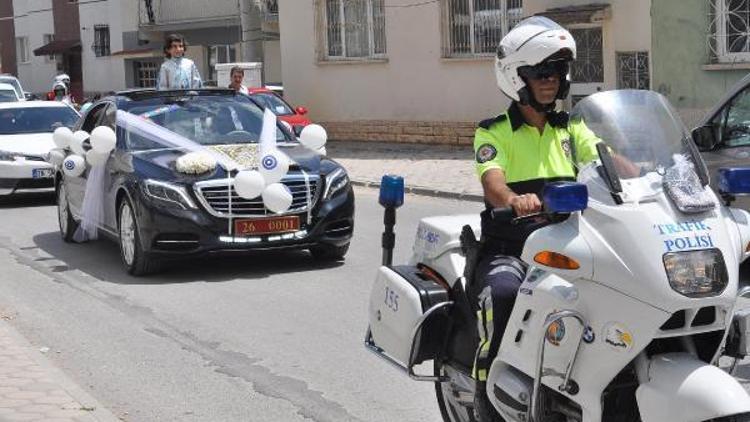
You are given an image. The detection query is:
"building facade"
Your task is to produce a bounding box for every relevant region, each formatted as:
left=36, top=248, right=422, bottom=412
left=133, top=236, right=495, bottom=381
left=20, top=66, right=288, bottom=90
left=0, top=0, right=281, bottom=98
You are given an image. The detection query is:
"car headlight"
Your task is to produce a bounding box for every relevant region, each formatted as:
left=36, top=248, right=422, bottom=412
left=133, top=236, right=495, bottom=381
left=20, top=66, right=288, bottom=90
left=142, top=179, right=197, bottom=209
left=322, top=168, right=349, bottom=200
left=0, top=150, right=18, bottom=161
left=663, top=249, right=728, bottom=298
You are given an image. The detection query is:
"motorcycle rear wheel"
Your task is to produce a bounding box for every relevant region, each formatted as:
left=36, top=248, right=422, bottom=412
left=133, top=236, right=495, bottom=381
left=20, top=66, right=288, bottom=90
left=435, top=360, right=505, bottom=422
left=706, top=414, right=750, bottom=421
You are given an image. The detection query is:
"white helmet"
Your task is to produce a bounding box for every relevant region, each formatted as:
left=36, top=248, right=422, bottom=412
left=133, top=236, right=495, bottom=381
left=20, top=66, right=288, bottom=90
left=54, top=73, right=71, bottom=87
left=494, top=16, right=576, bottom=106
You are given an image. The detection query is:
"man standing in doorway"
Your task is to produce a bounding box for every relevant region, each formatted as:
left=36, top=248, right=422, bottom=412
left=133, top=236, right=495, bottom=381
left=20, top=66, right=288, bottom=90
left=157, top=33, right=203, bottom=90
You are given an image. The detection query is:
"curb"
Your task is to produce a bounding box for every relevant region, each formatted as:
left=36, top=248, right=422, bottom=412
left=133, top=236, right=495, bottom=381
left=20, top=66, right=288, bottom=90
left=350, top=179, right=484, bottom=202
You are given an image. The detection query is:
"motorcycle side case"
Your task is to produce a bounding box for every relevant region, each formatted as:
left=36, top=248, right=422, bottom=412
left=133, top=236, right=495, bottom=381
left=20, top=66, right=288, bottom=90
left=368, top=265, right=450, bottom=367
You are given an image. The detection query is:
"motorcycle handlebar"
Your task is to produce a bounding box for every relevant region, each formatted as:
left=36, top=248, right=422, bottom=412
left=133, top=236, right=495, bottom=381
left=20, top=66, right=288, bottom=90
left=490, top=207, right=516, bottom=222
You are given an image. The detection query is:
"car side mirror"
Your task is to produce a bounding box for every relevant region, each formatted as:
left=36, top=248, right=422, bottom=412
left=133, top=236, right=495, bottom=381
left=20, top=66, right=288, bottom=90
left=24, top=93, right=34, bottom=100
left=692, top=125, right=717, bottom=151
left=295, top=106, right=308, bottom=115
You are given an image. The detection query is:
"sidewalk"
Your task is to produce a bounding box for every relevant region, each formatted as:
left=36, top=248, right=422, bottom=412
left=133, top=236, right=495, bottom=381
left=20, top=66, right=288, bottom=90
left=326, top=140, right=483, bottom=201
left=0, top=318, right=118, bottom=422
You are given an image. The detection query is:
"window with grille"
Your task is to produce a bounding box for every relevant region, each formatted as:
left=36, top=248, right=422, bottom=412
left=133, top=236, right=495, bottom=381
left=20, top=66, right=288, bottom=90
left=93, top=25, right=110, bottom=57
left=43, top=34, right=55, bottom=61
left=617, top=51, right=649, bottom=89
left=570, top=27, right=603, bottom=83
left=208, top=45, right=237, bottom=82
left=15, top=37, right=29, bottom=64
left=441, top=0, right=522, bottom=57
left=710, top=0, right=750, bottom=62
left=135, top=61, right=158, bottom=88
left=320, top=0, right=386, bottom=60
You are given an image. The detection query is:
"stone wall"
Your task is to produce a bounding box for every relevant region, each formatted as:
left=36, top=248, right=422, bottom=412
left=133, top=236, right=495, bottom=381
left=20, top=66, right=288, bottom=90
left=318, top=121, right=478, bottom=146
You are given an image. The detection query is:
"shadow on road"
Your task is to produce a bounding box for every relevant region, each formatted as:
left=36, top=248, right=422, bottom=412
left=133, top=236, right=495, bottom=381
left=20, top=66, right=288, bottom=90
left=32, top=231, right=344, bottom=286
left=0, top=191, right=55, bottom=208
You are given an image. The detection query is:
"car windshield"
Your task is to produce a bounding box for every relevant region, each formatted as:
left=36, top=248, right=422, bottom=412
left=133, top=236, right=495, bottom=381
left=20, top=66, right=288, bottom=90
left=120, top=95, right=292, bottom=151
left=0, top=90, right=18, bottom=102
left=250, top=92, right=294, bottom=116
left=0, top=106, right=79, bottom=134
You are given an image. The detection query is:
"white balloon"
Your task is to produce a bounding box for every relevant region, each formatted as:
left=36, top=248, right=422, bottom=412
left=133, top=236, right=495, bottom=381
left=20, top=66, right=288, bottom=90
left=258, top=149, right=290, bottom=185
left=262, top=183, right=293, bottom=214
left=70, top=130, right=89, bottom=155
left=299, top=124, right=327, bottom=151
left=53, top=127, right=72, bottom=149
left=86, top=149, right=109, bottom=167
left=90, top=126, right=116, bottom=154
left=62, top=155, right=85, bottom=177
left=48, top=149, right=65, bottom=166
left=234, top=170, right=265, bottom=199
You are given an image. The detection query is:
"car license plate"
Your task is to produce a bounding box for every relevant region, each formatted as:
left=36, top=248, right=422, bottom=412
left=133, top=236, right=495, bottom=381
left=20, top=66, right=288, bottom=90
left=32, top=168, right=53, bottom=179
left=234, top=216, right=300, bottom=236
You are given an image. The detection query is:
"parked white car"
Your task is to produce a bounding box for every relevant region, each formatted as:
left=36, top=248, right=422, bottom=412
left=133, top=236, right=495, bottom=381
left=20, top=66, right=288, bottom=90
left=0, top=75, right=27, bottom=100
left=0, top=101, right=79, bottom=196
left=0, top=83, right=21, bottom=102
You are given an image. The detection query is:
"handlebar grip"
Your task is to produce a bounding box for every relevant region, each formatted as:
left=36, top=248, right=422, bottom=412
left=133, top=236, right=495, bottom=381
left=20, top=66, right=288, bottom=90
left=490, top=207, right=515, bottom=222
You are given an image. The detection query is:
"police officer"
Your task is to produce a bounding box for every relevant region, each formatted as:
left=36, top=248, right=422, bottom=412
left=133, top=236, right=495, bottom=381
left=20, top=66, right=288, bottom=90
left=470, top=16, right=602, bottom=419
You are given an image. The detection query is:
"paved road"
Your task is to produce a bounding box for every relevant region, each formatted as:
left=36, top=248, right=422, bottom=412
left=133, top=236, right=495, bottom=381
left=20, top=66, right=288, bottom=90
left=0, top=188, right=483, bottom=422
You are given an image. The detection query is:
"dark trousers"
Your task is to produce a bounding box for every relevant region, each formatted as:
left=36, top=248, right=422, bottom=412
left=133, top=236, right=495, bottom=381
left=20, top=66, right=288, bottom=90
left=472, top=253, right=527, bottom=381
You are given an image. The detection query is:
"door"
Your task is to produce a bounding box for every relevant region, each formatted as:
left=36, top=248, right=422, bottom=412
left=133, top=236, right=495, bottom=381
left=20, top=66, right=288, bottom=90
left=701, top=84, right=750, bottom=210
left=568, top=25, right=604, bottom=107
left=66, top=103, right=108, bottom=218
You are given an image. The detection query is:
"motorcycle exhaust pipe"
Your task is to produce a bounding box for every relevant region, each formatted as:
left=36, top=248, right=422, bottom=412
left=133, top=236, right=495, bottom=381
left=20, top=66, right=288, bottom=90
left=379, top=175, right=404, bottom=267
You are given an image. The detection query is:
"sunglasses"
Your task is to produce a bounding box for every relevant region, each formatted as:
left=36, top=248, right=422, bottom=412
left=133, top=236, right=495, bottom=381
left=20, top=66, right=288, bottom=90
left=518, top=60, right=570, bottom=80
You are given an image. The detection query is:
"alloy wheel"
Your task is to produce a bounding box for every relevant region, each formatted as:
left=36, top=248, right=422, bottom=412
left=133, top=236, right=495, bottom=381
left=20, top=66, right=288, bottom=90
left=119, top=203, right=136, bottom=266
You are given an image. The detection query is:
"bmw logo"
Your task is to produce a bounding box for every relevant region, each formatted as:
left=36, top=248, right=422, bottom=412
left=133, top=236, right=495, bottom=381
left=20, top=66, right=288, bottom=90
left=64, top=160, right=75, bottom=170
left=262, top=155, right=277, bottom=170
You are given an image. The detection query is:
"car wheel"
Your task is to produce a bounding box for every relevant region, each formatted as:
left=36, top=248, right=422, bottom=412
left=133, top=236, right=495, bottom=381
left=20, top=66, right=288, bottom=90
left=310, top=242, right=350, bottom=261
left=118, top=197, right=160, bottom=276
left=57, top=183, right=78, bottom=243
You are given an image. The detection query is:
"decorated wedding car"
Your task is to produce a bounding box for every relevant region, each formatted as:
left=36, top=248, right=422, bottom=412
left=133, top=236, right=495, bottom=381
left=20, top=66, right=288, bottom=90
left=51, top=89, right=354, bottom=275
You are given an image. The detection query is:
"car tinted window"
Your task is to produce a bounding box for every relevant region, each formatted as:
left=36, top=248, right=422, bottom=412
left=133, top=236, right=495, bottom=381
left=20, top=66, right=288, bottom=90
left=723, top=88, right=750, bottom=147
left=0, top=106, right=78, bottom=134
left=250, top=93, right=293, bottom=116
left=121, top=96, right=291, bottom=150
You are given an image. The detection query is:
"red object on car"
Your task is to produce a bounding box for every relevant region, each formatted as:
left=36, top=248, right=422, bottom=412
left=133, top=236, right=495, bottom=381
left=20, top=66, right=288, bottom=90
left=247, top=87, right=311, bottom=135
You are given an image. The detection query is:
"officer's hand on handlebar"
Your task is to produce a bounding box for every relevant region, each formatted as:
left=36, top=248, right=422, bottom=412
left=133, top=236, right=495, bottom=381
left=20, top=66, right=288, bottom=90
left=509, top=193, right=542, bottom=217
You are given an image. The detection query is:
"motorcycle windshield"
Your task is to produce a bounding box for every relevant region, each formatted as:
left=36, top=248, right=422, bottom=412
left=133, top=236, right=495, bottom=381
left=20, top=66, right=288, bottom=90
left=570, top=90, right=704, bottom=200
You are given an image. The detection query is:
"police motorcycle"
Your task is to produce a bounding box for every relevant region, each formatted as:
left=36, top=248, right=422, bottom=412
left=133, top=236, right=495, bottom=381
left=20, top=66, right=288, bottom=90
left=364, top=89, right=750, bottom=422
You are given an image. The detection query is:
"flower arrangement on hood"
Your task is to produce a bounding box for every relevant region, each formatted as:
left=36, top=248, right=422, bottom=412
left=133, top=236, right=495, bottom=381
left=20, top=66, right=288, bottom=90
left=175, top=152, right=218, bottom=175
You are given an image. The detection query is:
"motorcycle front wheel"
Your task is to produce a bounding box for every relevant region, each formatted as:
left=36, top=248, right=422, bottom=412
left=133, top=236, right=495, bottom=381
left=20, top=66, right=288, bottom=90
left=706, top=415, right=750, bottom=421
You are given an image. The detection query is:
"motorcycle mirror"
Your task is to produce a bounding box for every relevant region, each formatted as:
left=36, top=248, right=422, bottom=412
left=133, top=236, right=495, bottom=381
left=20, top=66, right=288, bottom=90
left=543, top=182, right=588, bottom=213
left=718, top=167, right=750, bottom=196
left=692, top=125, right=717, bottom=151
left=379, top=175, right=404, bottom=208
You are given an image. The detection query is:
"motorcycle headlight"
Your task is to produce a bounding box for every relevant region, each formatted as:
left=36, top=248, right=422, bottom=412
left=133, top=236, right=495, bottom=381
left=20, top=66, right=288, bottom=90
left=663, top=249, right=728, bottom=298
left=323, top=168, right=349, bottom=200
left=142, top=179, right=197, bottom=209
left=0, top=150, right=18, bottom=161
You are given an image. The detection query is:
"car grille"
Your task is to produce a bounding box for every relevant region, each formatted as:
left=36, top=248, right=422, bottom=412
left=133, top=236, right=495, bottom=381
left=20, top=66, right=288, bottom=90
left=193, top=173, right=321, bottom=218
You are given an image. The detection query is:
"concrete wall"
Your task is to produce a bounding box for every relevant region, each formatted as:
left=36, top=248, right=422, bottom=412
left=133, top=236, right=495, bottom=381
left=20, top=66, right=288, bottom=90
left=651, top=0, right=748, bottom=128
left=79, top=0, right=129, bottom=94
left=278, top=0, right=506, bottom=127
left=263, top=39, right=282, bottom=84
left=12, top=0, right=55, bottom=95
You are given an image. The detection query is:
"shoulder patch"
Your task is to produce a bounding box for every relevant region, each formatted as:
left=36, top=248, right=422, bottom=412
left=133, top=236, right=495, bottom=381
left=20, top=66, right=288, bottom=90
left=475, top=144, right=498, bottom=163
left=478, top=114, right=507, bottom=130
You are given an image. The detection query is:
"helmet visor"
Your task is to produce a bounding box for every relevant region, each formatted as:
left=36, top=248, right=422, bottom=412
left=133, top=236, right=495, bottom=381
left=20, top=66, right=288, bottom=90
left=517, top=59, right=569, bottom=80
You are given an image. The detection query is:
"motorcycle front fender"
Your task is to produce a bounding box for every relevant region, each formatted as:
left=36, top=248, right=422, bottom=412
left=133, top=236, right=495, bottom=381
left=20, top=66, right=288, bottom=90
left=636, top=353, right=750, bottom=422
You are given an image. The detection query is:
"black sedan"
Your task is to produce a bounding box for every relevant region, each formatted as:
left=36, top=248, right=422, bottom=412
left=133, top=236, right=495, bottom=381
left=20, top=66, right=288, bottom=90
left=55, top=89, right=354, bottom=275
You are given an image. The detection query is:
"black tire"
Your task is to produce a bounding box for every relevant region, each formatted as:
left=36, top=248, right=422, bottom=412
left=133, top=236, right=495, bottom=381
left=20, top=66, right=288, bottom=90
left=118, top=197, right=160, bottom=276
left=310, top=242, right=350, bottom=261
left=435, top=359, right=503, bottom=422
left=57, top=182, right=78, bottom=243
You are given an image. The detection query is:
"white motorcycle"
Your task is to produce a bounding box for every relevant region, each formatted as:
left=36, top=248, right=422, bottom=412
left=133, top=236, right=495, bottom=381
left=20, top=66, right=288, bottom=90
left=365, top=90, right=750, bottom=422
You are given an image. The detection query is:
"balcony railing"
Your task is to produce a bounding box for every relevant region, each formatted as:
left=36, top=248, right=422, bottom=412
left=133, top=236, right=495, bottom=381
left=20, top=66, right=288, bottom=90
left=139, top=0, right=240, bottom=27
